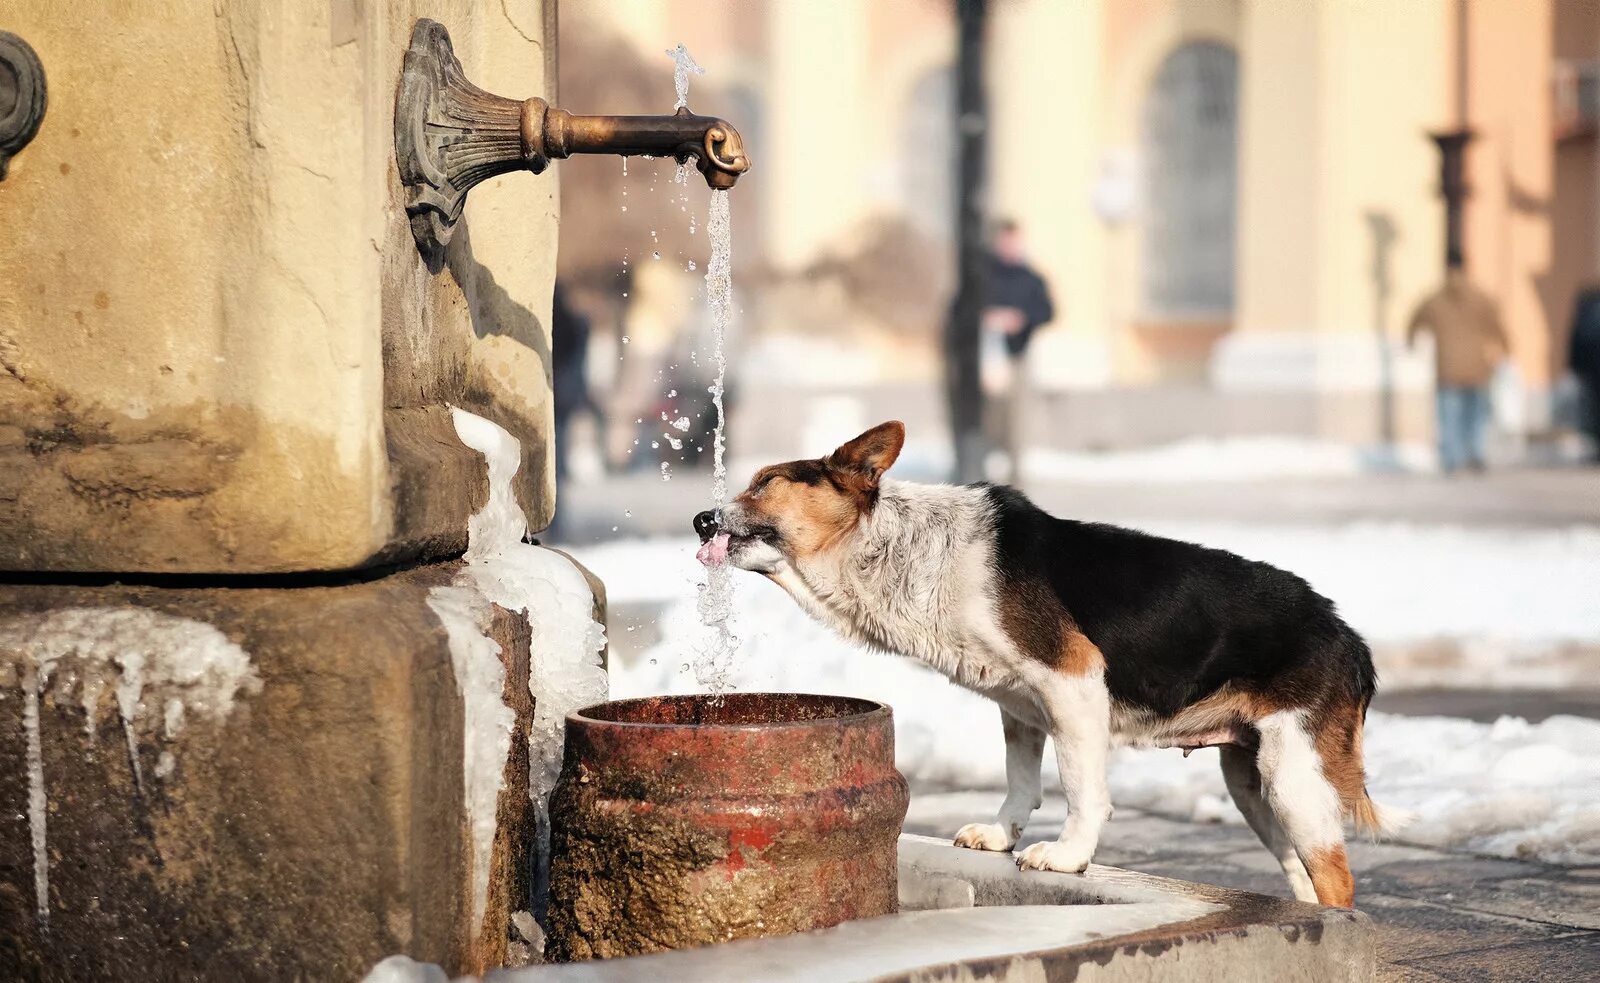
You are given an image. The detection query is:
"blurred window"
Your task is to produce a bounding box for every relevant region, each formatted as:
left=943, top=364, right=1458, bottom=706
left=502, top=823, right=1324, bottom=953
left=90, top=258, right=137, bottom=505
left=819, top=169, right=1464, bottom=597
left=900, top=65, right=957, bottom=241
left=1140, top=41, right=1238, bottom=319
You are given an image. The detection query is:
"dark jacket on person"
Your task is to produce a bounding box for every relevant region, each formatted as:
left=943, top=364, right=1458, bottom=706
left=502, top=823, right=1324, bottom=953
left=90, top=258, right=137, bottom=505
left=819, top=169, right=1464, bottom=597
left=1570, top=285, right=1600, bottom=384
left=987, top=254, right=1055, bottom=357
left=551, top=284, right=592, bottom=421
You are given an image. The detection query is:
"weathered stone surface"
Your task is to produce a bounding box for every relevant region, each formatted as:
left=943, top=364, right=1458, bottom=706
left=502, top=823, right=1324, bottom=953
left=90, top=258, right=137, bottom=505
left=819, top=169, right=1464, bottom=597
left=0, top=565, right=548, bottom=981
left=0, top=1, right=560, bottom=574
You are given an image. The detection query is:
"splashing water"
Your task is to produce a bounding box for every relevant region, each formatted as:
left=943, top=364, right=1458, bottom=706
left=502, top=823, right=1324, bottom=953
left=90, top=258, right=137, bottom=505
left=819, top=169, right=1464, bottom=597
left=666, top=44, right=704, bottom=110
left=694, top=189, right=737, bottom=694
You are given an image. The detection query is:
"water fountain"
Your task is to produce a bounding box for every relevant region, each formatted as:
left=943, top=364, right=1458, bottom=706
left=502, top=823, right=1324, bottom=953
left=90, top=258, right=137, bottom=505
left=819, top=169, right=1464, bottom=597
left=0, top=7, right=1377, bottom=976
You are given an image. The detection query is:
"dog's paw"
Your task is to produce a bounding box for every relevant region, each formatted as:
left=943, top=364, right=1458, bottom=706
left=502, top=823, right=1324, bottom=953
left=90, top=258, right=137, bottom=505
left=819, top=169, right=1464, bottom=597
left=953, top=822, right=1016, bottom=852
left=1015, top=840, right=1093, bottom=873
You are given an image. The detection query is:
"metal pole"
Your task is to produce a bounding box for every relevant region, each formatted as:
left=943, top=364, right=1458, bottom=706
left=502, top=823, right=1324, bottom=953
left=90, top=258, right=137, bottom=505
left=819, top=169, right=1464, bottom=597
left=946, top=0, right=989, bottom=483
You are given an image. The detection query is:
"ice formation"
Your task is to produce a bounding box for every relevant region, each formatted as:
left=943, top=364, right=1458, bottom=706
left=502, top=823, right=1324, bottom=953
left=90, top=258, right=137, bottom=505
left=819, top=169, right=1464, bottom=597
left=439, top=408, right=607, bottom=937
left=0, top=606, right=261, bottom=930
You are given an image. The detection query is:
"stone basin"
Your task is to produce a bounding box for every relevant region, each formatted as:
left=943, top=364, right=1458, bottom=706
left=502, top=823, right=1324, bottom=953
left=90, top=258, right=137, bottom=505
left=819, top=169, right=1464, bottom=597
left=545, top=693, right=910, bottom=960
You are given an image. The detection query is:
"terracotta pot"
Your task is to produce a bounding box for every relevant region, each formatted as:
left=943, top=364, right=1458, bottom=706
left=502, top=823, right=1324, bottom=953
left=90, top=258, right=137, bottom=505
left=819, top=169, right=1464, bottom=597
left=546, top=693, right=908, bottom=961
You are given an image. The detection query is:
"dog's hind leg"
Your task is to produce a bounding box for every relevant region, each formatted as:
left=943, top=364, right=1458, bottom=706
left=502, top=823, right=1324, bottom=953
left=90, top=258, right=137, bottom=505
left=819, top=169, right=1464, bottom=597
left=955, top=706, right=1045, bottom=852
left=1254, top=711, right=1356, bottom=907
left=1016, top=671, right=1113, bottom=873
left=1220, top=745, right=1318, bottom=903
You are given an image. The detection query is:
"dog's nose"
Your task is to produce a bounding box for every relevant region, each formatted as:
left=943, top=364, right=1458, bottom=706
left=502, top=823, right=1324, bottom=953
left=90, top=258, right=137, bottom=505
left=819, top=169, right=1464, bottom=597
left=693, top=510, right=720, bottom=542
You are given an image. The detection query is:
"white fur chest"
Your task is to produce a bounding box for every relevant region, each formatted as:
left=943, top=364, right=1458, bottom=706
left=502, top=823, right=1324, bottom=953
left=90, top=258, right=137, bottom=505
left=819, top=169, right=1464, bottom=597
left=778, top=482, right=1033, bottom=697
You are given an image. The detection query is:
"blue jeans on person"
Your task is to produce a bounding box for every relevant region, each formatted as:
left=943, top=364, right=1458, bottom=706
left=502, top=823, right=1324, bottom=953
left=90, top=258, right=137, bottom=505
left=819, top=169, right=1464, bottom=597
left=1436, top=385, right=1491, bottom=472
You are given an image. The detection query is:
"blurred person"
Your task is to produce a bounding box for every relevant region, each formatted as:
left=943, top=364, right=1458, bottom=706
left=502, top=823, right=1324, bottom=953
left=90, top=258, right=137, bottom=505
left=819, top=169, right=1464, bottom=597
left=549, top=283, right=600, bottom=539
left=981, top=219, right=1054, bottom=484
left=1407, top=268, right=1507, bottom=474
left=1569, top=284, right=1600, bottom=461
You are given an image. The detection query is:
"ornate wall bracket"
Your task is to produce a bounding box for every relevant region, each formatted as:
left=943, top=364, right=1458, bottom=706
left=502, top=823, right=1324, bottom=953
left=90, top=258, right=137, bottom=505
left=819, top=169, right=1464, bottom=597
left=0, top=31, right=47, bottom=180
left=395, top=19, right=749, bottom=264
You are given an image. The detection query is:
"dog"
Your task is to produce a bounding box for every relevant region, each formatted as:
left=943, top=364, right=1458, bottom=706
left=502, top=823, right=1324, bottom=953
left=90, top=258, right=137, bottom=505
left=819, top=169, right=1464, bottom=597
left=693, top=421, right=1403, bottom=908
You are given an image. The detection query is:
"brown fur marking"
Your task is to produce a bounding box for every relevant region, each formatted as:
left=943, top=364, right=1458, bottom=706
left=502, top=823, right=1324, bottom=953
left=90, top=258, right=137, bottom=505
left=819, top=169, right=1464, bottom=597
left=1060, top=629, right=1106, bottom=677
left=1156, top=686, right=1282, bottom=738
left=1303, top=843, right=1355, bottom=907
left=995, top=577, right=1064, bottom=667
left=736, top=472, right=859, bottom=560
left=1312, top=696, right=1372, bottom=821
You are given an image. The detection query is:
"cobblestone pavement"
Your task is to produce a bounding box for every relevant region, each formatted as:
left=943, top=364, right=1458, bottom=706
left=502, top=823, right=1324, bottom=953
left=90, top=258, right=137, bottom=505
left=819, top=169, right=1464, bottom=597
left=906, top=793, right=1600, bottom=983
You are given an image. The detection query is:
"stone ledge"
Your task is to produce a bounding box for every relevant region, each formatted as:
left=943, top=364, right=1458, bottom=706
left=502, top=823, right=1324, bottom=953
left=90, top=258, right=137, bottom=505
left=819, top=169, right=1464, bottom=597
left=478, top=834, right=1372, bottom=982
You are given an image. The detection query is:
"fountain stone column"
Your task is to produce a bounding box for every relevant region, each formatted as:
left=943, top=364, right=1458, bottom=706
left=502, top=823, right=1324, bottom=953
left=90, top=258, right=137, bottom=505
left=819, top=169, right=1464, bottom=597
left=0, top=3, right=604, bottom=979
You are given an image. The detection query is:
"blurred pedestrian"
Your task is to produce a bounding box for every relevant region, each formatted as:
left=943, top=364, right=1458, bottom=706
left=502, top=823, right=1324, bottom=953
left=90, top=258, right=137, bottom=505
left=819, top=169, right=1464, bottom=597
left=1569, top=284, right=1600, bottom=462
left=550, top=283, right=600, bottom=538
left=981, top=219, right=1054, bottom=484
left=1407, top=269, right=1507, bottom=474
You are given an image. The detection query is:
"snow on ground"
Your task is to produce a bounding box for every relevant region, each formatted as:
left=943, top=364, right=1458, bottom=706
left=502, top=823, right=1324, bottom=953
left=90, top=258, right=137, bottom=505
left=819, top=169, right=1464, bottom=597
left=572, top=521, right=1600, bottom=866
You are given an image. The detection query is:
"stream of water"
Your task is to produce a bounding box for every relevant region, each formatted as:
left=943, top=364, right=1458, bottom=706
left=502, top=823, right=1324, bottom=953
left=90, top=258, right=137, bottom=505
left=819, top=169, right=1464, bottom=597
left=693, top=189, right=736, bottom=693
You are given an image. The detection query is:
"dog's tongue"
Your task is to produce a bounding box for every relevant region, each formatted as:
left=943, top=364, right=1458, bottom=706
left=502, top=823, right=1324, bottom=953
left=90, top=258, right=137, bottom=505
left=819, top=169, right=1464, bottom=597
left=696, top=532, right=730, bottom=567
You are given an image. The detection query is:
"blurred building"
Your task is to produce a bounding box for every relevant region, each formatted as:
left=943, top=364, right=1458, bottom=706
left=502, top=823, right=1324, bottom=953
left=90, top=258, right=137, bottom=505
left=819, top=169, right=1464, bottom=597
left=571, top=0, right=1599, bottom=452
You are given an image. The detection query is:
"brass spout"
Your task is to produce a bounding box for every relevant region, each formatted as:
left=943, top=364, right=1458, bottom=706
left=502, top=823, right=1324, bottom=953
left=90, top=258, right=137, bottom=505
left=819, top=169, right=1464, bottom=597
left=529, top=102, right=749, bottom=191
left=395, top=19, right=750, bottom=263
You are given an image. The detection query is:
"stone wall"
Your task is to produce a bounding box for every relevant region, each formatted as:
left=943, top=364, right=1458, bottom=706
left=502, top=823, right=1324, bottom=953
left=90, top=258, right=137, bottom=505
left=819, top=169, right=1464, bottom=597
left=0, top=0, right=561, bottom=574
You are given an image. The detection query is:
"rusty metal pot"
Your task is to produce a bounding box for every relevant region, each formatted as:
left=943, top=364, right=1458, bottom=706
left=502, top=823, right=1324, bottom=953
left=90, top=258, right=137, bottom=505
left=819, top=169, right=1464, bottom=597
left=546, top=693, right=908, bottom=961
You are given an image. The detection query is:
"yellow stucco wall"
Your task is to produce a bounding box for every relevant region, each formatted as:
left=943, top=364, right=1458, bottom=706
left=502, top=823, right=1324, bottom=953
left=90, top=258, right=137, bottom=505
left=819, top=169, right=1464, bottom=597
left=0, top=1, right=559, bottom=573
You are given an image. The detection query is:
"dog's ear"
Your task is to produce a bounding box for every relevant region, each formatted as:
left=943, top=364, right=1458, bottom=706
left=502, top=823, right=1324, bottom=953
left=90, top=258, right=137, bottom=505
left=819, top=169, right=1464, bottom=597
left=827, top=421, right=905, bottom=482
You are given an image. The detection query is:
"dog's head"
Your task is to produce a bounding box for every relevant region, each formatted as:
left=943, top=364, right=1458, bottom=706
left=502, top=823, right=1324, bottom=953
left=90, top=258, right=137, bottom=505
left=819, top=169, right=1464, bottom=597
left=694, top=421, right=905, bottom=574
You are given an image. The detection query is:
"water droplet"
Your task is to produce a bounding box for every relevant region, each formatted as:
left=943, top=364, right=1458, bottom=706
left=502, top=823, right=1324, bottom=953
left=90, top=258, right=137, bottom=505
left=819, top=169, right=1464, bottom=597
left=621, top=205, right=628, bottom=212
left=624, top=509, right=633, bottom=517
left=651, top=441, right=659, bottom=449
left=660, top=462, right=672, bottom=481
left=680, top=663, right=690, bottom=672
left=652, top=251, right=661, bottom=260
left=649, top=658, right=658, bottom=665
left=668, top=388, right=678, bottom=397
left=611, top=525, right=618, bottom=532
left=622, top=336, right=631, bottom=344
left=687, top=260, right=697, bottom=271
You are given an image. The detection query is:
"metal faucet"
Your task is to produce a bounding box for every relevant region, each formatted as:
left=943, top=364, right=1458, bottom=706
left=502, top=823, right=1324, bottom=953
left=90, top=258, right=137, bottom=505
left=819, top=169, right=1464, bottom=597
left=396, top=19, right=749, bottom=263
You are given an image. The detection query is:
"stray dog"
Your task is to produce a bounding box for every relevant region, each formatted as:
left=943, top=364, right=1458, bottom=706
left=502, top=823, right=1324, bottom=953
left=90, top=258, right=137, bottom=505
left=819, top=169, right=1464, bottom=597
left=694, top=421, right=1403, bottom=908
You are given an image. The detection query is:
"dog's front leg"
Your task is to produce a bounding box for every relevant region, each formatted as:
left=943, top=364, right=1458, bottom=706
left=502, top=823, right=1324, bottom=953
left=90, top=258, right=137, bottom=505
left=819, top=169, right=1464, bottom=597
left=1016, top=673, right=1113, bottom=873
left=954, top=707, right=1045, bottom=852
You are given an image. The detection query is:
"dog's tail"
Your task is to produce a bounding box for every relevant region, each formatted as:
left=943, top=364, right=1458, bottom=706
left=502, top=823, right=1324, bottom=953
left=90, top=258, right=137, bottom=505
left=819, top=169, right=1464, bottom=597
left=1337, top=710, right=1415, bottom=839
left=1348, top=791, right=1414, bottom=839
